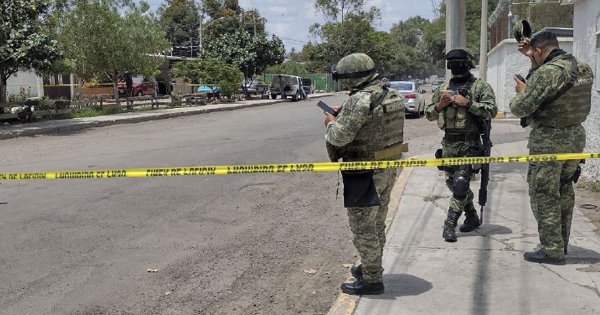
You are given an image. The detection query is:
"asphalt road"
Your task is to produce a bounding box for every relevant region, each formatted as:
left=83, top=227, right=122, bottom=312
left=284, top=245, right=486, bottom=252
left=0, top=94, right=440, bottom=314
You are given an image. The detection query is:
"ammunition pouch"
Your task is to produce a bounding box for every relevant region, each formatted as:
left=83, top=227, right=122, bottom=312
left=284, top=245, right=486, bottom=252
left=341, top=170, right=380, bottom=208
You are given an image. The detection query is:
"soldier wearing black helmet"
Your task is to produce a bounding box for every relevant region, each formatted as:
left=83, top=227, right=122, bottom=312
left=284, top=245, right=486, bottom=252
left=323, top=53, right=406, bottom=295
left=425, top=48, right=498, bottom=242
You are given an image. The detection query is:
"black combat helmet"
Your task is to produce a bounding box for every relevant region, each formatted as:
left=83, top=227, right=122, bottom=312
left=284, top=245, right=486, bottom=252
left=446, top=48, right=475, bottom=78
left=445, top=49, right=475, bottom=68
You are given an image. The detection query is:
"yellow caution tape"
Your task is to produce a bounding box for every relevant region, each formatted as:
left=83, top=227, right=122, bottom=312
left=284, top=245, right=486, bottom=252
left=1, top=152, right=599, bottom=181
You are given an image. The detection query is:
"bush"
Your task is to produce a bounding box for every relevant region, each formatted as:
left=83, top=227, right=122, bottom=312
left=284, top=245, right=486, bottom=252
left=171, top=58, right=243, bottom=97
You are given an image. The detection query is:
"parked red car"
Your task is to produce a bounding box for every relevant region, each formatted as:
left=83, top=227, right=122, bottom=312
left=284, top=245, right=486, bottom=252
left=117, top=75, right=157, bottom=97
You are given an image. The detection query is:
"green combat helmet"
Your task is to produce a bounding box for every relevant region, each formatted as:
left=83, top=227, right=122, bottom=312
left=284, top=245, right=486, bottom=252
left=331, top=53, right=378, bottom=89
left=513, top=19, right=532, bottom=42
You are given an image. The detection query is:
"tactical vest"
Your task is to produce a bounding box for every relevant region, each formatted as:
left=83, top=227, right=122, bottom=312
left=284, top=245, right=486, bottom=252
left=530, top=56, right=593, bottom=129
left=341, top=84, right=405, bottom=161
left=437, top=77, right=481, bottom=133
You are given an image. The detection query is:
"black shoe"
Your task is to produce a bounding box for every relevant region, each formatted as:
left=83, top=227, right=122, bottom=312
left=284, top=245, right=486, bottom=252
left=443, top=226, right=457, bottom=242
left=340, top=279, right=384, bottom=295
left=523, top=248, right=566, bottom=265
left=459, top=215, right=481, bottom=232
left=350, top=264, right=363, bottom=280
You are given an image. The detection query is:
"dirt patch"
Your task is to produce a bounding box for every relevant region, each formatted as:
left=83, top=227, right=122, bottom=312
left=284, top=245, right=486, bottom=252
left=575, top=179, right=600, bottom=234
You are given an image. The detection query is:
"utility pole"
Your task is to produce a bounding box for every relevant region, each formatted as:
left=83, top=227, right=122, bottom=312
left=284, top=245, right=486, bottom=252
left=479, top=0, right=489, bottom=80
left=445, top=0, right=467, bottom=77
left=445, top=0, right=467, bottom=51
left=198, top=1, right=204, bottom=55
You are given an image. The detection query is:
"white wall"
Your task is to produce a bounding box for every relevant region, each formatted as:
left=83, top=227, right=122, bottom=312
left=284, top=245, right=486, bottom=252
left=5, top=71, right=43, bottom=100
left=573, top=0, right=600, bottom=180
left=487, top=38, right=573, bottom=114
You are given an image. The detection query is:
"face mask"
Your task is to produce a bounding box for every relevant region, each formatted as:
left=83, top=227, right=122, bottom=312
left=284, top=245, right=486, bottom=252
left=447, top=60, right=470, bottom=77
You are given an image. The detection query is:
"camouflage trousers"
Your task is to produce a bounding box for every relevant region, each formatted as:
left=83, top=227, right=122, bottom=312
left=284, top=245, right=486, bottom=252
left=442, top=138, right=481, bottom=215
left=527, top=125, right=586, bottom=258
left=527, top=159, right=579, bottom=258
left=346, top=168, right=398, bottom=283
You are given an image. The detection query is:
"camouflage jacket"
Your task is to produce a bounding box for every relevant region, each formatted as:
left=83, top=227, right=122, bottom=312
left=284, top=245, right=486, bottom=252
left=509, top=51, right=593, bottom=153
left=325, top=81, right=405, bottom=161
left=509, top=51, right=592, bottom=127
left=425, top=77, right=497, bottom=133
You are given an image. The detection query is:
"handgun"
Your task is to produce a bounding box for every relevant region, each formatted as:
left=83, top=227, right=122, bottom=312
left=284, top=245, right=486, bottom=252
left=317, top=101, right=338, bottom=116
left=515, top=74, right=526, bottom=82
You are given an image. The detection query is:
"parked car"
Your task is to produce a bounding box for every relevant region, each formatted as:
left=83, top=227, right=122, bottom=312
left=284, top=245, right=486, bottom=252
left=197, top=84, right=221, bottom=98
left=237, top=80, right=269, bottom=96
left=431, top=79, right=445, bottom=93
left=117, top=75, right=157, bottom=97
left=270, top=74, right=305, bottom=101
left=389, top=81, right=426, bottom=118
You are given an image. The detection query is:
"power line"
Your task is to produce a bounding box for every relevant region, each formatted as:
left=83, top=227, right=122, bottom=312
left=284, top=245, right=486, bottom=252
left=279, top=37, right=309, bottom=44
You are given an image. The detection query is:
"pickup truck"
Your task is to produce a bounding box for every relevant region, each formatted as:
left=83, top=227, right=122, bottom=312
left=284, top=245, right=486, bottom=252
left=117, top=76, right=157, bottom=97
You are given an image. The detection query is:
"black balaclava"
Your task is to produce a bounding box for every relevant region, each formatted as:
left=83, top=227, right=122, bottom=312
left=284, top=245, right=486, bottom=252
left=448, top=59, right=471, bottom=81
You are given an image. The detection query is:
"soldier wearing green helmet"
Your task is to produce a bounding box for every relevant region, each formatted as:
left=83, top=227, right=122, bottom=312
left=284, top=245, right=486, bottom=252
left=425, top=48, right=497, bottom=242
left=323, top=52, right=406, bottom=295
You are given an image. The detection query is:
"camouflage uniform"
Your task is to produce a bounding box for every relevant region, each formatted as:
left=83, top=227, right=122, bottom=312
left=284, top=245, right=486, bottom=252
left=425, top=49, right=497, bottom=242
left=510, top=50, right=593, bottom=259
left=325, top=53, right=405, bottom=293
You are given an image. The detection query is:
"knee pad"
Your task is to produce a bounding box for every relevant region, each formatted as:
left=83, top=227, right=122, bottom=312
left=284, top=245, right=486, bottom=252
left=452, top=175, right=470, bottom=199
left=446, top=177, right=454, bottom=191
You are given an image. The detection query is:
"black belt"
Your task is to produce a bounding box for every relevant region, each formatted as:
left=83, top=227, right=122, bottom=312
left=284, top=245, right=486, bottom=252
left=444, top=133, right=480, bottom=142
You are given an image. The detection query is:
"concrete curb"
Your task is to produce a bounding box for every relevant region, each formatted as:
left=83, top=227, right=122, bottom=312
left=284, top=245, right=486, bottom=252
left=327, top=167, right=415, bottom=315
left=0, top=93, right=337, bottom=140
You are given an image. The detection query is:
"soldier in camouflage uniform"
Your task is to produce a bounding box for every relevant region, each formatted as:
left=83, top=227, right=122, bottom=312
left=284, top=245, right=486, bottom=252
left=324, top=53, right=405, bottom=295
left=509, top=31, right=593, bottom=265
left=425, top=49, right=497, bottom=242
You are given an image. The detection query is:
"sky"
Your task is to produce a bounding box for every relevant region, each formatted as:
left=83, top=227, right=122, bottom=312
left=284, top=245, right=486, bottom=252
left=147, top=0, right=440, bottom=52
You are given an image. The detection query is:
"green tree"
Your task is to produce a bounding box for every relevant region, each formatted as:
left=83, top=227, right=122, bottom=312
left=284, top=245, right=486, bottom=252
left=203, top=29, right=284, bottom=91
left=0, top=0, right=61, bottom=103
left=314, top=0, right=378, bottom=23
left=265, top=61, right=308, bottom=76
left=171, top=58, right=242, bottom=96
left=424, top=0, right=500, bottom=67
left=159, top=0, right=200, bottom=48
left=58, top=0, right=168, bottom=101
left=512, top=2, right=573, bottom=31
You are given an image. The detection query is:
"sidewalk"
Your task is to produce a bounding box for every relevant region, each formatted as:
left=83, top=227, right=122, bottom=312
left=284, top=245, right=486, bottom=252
left=332, top=123, right=600, bottom=314
left=0, top=93, right=335, bottom=140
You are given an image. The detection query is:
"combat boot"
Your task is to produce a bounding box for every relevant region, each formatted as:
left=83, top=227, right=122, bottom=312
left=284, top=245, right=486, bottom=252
left=459, top=204, right=481, bottom=232
left=340, top=279, right=384, bottom=295
left=350, top=263, right=363, bottom=280
left=443, top=209, right=460, bottom=242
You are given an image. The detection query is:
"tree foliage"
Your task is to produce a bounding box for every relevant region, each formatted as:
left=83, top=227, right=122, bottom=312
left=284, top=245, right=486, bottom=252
left=199, top=0, right=283, bottom=83
left=158, top=0, right=200, bottom=47
left=423, top=0, right=500, bottom=67
left=0, top=0, right=61, bottom=102
left=512, top=2, right=573, bottom=31
left=203, top=30, right=284, bottom=80
left=171, top=58, right=242, bottom=96
left=57, top=0, right=168, bottom=100
left=265, top=61, right=308, bottom=76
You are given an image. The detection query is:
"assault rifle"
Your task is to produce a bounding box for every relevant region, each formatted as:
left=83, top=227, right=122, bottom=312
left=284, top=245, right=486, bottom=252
left=478, top=119, right=492, bottom=224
